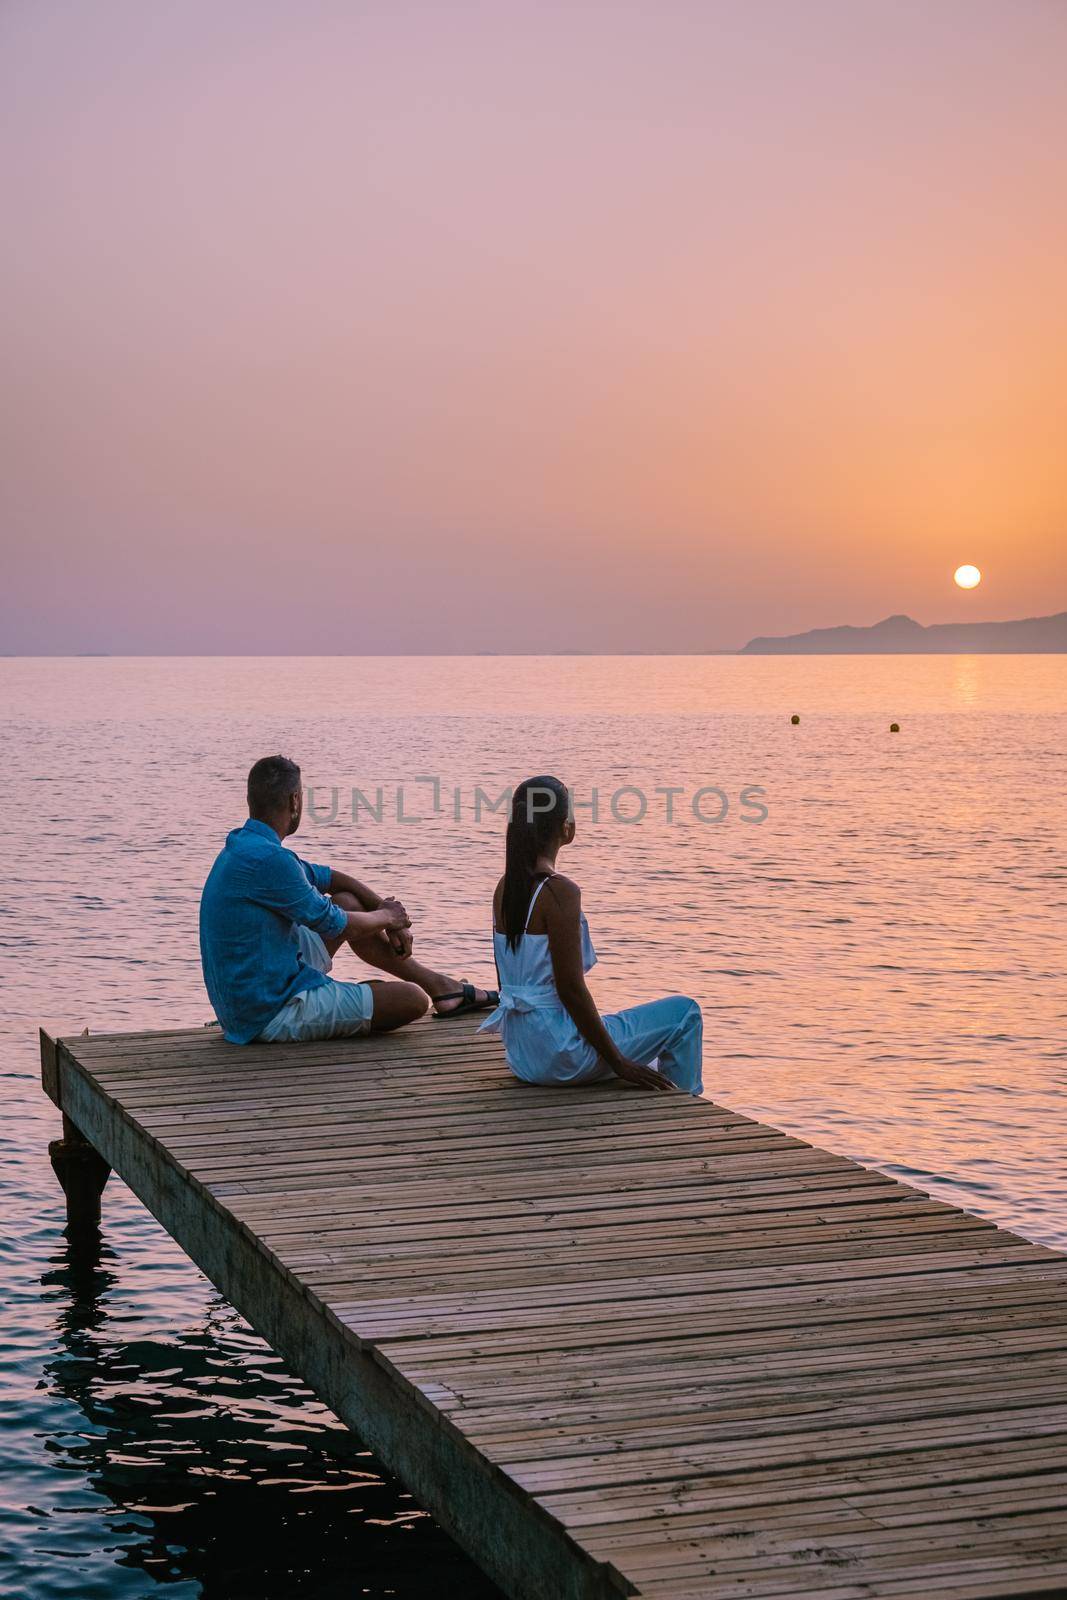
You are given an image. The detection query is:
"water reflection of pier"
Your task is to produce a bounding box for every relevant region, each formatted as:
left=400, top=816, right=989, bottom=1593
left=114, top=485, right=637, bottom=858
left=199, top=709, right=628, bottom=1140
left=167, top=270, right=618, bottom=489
left=41, top=1218, right=496, bottom=1596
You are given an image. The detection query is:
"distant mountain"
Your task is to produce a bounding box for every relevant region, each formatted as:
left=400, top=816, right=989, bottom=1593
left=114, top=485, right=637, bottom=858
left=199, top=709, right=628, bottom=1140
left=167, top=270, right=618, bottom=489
left=740, top=610, right=1067, bottom=655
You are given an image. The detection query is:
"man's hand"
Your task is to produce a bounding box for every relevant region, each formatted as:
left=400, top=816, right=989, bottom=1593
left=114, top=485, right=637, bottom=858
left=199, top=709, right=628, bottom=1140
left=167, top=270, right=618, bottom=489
left=377, top=895, right=410, bottom=929
left=377, top=896, right=412, bottom=957
left=381, top=921, right=413, bottom=957
left=612, top=1056, right=675, bottom=1092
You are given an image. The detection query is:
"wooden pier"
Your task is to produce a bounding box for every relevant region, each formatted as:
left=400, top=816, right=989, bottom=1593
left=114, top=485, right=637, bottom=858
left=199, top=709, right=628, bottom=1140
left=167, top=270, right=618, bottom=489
left=42, top=1020, right=1067, bottom=1600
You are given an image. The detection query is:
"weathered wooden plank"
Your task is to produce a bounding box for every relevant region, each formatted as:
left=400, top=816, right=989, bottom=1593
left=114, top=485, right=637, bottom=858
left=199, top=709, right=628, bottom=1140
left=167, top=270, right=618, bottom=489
left=544, top=1439, right=1067, bottom=1526
left=573, top=1468, right=1067, bottom=1546
left=615, top=1511, right=1067, bottom=1579
left=639, top=1550, right=1067, bottom=1600
left=443, top=1352, right=1067, bottom=1434
left=211, top=1147, right=867, bottom=1202
left=304, top=1237, right=1049, bottom=1303
left=358, top=1269, right=1065, bottom=1343
left=333, top=1264, right=1067, bottom=1331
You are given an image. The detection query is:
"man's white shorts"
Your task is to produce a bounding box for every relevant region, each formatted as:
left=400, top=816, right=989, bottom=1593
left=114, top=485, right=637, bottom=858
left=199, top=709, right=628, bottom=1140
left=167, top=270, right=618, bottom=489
left=257, top=926, right=374, bottom=1043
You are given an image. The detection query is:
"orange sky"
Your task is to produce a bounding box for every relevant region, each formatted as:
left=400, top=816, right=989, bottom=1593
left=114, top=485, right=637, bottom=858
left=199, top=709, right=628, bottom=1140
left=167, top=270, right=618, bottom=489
left=1, top=0, right=1065, bottom=652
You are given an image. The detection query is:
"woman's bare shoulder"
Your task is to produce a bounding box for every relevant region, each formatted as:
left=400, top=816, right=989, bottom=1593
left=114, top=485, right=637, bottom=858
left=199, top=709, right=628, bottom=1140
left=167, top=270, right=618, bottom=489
left=542, top=873, right=581, bottom=911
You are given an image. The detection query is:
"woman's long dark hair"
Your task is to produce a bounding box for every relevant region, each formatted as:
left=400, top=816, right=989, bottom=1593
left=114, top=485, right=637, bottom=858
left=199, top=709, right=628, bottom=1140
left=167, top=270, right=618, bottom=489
left=502, top=775, right=571, bottom=951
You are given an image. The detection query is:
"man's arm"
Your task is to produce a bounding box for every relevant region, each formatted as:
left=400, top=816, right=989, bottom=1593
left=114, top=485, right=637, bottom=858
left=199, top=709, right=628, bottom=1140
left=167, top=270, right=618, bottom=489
left=327, top=868, right=381, bottom=911
left=323, top=867, right=411, bottom=955
left=250, top=850, right=406, bottom=943
left=306, top=861, right=410, bottom=954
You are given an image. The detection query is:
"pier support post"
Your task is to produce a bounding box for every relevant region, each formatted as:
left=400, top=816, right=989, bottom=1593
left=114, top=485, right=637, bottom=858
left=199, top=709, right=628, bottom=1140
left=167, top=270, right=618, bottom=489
left=49, top=1114, right=111, bottom=1234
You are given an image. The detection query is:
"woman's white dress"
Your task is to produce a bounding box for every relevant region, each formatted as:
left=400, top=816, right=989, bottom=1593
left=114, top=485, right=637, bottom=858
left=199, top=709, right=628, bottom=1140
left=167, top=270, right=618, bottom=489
left=478, top=877, right=703, bottom=1094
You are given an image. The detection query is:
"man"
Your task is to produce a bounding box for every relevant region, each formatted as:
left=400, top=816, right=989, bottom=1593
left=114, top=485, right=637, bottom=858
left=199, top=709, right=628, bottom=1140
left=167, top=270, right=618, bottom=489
left=200, top=755, right=496, bottom=1044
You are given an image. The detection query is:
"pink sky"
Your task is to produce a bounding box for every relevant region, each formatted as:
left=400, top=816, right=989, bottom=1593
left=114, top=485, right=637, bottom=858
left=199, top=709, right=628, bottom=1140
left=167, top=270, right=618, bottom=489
left=1, top=0, right=1065, bottom=653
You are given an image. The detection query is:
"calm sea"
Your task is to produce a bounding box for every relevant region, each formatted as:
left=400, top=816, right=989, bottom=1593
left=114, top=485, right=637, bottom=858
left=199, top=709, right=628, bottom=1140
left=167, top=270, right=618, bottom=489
left=2, top=655, right=1065, bottom=1599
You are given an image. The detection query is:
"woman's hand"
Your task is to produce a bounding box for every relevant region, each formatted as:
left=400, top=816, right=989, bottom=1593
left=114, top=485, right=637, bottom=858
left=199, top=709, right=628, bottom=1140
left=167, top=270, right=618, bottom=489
left=612, top=1056, right=675, bottom=1092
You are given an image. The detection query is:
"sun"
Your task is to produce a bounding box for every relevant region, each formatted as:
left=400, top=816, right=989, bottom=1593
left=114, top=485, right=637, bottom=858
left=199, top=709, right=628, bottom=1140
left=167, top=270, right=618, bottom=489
left=954, top=564, right=982, bottom=590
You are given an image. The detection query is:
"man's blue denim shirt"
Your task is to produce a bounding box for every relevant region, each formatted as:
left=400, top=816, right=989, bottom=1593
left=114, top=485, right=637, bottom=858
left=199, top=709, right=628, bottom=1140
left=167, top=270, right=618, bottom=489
left=199, top=818, right=347, bottom=1043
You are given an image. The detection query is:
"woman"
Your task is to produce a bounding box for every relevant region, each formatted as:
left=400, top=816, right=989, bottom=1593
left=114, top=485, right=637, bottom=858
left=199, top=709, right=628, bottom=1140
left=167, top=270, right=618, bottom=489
left=479, top=775, right=703, bottom=1093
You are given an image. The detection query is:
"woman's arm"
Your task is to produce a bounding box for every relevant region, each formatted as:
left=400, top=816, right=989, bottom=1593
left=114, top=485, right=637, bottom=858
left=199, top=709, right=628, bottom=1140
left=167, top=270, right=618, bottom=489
left=542, top=878, right=673, bottom=1091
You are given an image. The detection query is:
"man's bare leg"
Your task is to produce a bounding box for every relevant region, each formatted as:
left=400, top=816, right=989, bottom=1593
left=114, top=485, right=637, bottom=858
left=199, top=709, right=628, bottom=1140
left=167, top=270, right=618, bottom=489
left=364, top=979, right=429, bottom=1033
left=323, top=892, right=491, bottom=1014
